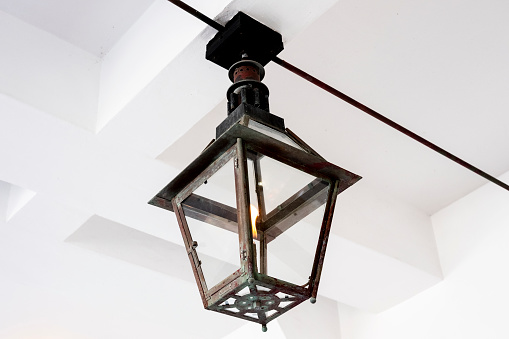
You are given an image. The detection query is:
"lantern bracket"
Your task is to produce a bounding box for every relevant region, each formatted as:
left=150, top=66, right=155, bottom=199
left=206, top=12, right=284, bottom=70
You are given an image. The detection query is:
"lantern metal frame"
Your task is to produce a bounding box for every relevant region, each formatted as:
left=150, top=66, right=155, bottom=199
left=149, top=103, right=361, bottom=328
left=149, top=11, right=360, bottom=331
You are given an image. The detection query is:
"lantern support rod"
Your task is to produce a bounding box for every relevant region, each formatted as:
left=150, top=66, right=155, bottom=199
left=310, top=180, right=340, bottom=301
left=181, top=193, right=238, bottom=233
left=261, top=179, right=329, bottom=241
left=234, top=138, right=256, bottom=280
left=166, top=0, right=509, bottom=192
left=172, top=200, right=209, bottom=307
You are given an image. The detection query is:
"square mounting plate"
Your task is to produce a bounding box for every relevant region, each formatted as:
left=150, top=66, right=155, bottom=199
left=206, top=12, right=284, bottom=70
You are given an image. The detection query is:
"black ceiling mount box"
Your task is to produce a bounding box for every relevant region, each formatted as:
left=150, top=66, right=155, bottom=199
left=206, top=12, right=284, bottom=69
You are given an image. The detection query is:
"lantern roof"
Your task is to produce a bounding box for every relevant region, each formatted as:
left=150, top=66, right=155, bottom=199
left=149, top=104, right=361, bottom=212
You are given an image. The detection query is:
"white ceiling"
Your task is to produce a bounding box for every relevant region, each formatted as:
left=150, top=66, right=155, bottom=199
left=0, top=0, right=155, bottom=57
left=1, top=0, right=508, bottom=338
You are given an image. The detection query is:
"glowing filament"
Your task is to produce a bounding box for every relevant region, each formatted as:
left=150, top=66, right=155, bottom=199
left=250, top=205, right=258, bottom=238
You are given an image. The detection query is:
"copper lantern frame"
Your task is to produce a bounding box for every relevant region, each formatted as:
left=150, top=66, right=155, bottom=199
left=149, top=12, right=361, bottom=332
left=150, top=107, right=360, bottom=329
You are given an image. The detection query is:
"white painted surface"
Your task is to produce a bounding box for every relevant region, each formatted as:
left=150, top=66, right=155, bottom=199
left=0, top=0, right=155, bottom=57
left=96, top=0, right=233, bottom=131
left=0, top=221, right=244, bottom=339
left=320, top=234, right=440, bottom=312
left=0, top=0, right=508, bottom=337
left=0, top=11, right=101, bottom=131
left=337, top=171, right=509, bottom=338
left=222, top=321, right=286, bottom=339
left=0, top=180, right=35, bottom=222
left=6, top=183, right=36, bottom=221
left=334, top=180, right=442, bottom=278
left=278, top=295, right=341, bottom=339
left=0, top=181, right=10, bottom=221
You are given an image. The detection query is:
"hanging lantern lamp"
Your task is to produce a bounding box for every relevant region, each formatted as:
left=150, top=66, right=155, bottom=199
left=149, top=12, right=361, bottom=332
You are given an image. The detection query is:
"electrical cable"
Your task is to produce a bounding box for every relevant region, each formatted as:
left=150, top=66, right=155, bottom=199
left=271, top=57, right=509, bottom=191
left=166, top=0, right=509, bottom=192
left=167, top=0, right=224, bottom=31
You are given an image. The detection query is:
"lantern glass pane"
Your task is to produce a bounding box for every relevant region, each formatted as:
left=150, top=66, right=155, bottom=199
left=258, top=155, right=318, bottom=215
left=181, top=157, right=240, bottom=289
left=247, top=120, right=305, bottom=151
left=193, top=158, right=237, bottom=208
left=247, top=157, right=263, bottom=271
left=184, top=216, right=240, bottom=288
left=266, top=204, right=327, bottom=285
left=247, top=157, right=259, bottom=221
left=246, top=152, right=330, bottom=285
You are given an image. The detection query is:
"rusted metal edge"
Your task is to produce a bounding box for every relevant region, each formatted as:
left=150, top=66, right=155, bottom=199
left=226, top=124, right=362, bottom=186
left=148, top=137, right=235, bottom=205
left=201, top=139, right=215, bottom=153
left=176, top=145, right=237, bottom=204
left=234, top=138, right=257, bottom=281
left=149, top=196, right=174, bottom=212
left=309, top=180, right=340, bottom=299
left=172, top=200, right=209, bottom=307
left=256, top=273, right=308, bottom=297
left=261, top=178, right=328, bottom=231
left=285, top=128, right=324, bottom=159
left=253, top=157, right=268, bottom=274
left=264, top=297, right=305, bottom=324
left=217, top=103, right=286, bottom=138
left=158, top=178, right=328, bottom=244
left=182, top=193, right=238, bottom=233
left=209, top=273, right=309, bottom=325
left=207, top=269, right=246, bottom=305
left=150, top=123, right=361, bottom=214
left=262, top=180, right=329, bottom=243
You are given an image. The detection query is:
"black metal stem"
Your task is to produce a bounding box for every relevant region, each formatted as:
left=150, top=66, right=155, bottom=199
left=167, top=0, right=509, bottom=192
